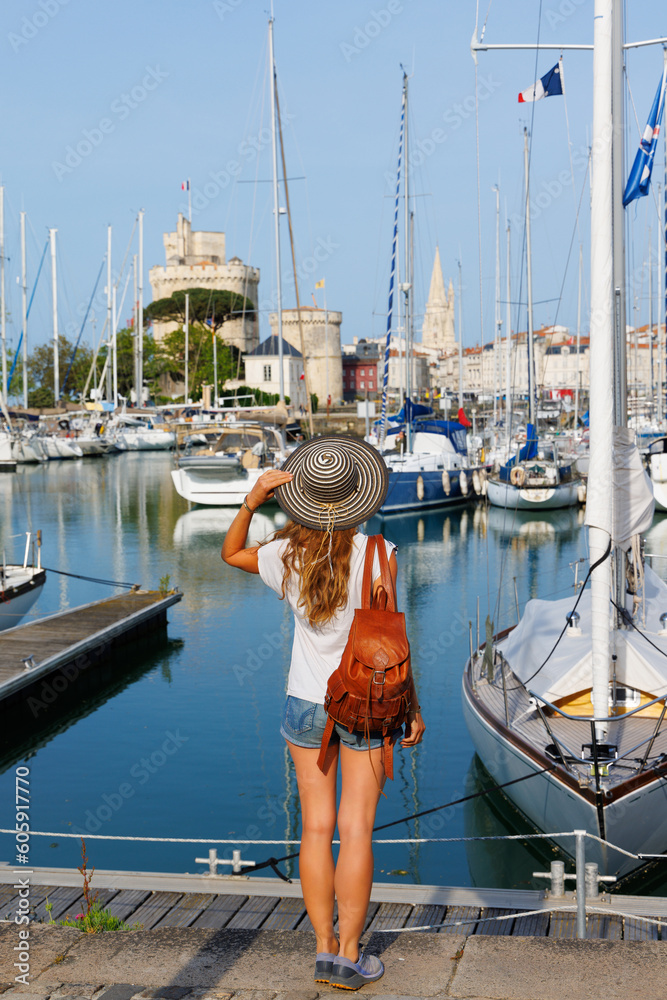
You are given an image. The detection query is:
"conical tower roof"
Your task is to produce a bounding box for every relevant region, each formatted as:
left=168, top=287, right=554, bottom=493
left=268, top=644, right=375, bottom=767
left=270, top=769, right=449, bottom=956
left=426, top=246, right=447, bottom=310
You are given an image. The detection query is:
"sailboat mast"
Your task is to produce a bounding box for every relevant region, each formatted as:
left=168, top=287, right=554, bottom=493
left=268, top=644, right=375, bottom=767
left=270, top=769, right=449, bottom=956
left=268, top=16, right=285, bottom=403
left=402, top=72, right=413, bottom=451
left=0, top=187, right=6, bottom=404
left=106, top=226, right=112, bottom=404
left=458, top=256, right=464, bottom=410
left=494, top=184, right=501, bottom=427
left=650, top=228, right=654, bottom=409
left=523, top=128, right=536, bottom=427
left=505, top=223, right=512, bottom=448
left=575, top=244, right=582, bottom=431
left=612, top=0, right=627, bottom=428
left=50, top=228, right=59, bottom=403
left=20, top=212, right=28, bottom=409
left=588, top=0, right=615, bottom=740
left=137, top=209, right=144, bottom=407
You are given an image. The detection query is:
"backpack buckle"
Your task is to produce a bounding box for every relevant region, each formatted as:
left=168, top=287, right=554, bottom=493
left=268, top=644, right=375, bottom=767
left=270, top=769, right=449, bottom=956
left=373, top=670, right=386, bottom=685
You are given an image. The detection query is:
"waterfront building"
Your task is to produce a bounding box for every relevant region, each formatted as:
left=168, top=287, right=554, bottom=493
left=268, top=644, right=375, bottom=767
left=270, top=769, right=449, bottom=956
left=149, top=213, right=260, bottom=353
left=269, top=307, right=343, bottom=406
left=342, top=340, right=381, bottom=401
left=240, top=335, right=307, bottom=408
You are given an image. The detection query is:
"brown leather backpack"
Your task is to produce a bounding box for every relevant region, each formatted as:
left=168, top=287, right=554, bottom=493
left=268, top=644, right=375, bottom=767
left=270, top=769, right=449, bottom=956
left=317, top=535, right=413, bottom=781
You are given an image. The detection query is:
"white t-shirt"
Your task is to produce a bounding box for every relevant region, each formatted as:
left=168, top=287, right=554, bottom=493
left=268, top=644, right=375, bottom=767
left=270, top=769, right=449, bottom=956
left=257, top=532, right=397, bottom=704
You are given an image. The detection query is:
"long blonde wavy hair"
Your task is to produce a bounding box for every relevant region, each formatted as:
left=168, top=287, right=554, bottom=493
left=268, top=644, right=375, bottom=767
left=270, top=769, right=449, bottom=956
left=271, top=520, right=357, bottom=627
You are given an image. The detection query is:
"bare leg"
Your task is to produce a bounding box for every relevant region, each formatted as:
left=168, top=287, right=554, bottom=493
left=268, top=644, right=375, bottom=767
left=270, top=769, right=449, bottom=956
left=287, top=740, right=339, bottom=955
left=335, top=745, right=386, bottom=962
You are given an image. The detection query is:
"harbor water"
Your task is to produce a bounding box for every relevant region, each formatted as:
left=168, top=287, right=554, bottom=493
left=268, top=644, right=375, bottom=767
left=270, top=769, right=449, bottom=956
left=2, top=452, right=667, bottom=894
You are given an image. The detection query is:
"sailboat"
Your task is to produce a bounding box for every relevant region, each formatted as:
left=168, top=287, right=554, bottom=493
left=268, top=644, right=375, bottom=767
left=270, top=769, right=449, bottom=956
left=463, top=1, right=667, bottom=878
left=486, top=131, right=581, bottom=511
left=377, top=74, right=483, bottom=515
left=0, top=532, right=46, bottom=632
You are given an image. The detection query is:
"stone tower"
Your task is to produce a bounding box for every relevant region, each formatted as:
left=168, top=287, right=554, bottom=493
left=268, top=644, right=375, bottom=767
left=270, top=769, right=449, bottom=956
left=149, top=214, right=260, bottom=352
left=422, top=246, right=456, bottom=354
left=269, top=307, right=343, bottom=404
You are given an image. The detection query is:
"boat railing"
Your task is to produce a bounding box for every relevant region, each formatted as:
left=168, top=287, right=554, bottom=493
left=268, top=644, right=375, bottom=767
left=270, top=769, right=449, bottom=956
left=3, top=825, right=666, bottom=939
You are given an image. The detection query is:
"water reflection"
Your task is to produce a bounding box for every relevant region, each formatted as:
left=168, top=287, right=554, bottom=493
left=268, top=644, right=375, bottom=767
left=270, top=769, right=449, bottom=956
left=463, top=755, right=570, bottom=890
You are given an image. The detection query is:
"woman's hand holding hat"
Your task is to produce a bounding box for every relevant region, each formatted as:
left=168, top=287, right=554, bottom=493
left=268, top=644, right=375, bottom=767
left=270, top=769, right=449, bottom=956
left=247, top=469, right=293, bottom=510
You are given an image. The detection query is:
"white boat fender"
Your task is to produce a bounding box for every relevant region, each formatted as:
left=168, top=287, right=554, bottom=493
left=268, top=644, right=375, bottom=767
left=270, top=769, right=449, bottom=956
left=416, top=474, right=425, bottom=501
left=442, top=470, right=451, bottom=495
left=472, top=469, right=482, bottom=495
left=459, top=471, right=469, bottom=496
left=577, top=483, right=587, bottom=504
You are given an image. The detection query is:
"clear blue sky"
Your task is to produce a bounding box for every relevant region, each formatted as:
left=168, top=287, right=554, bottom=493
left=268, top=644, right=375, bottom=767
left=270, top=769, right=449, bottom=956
left=1, top=0, right=664, bottom=382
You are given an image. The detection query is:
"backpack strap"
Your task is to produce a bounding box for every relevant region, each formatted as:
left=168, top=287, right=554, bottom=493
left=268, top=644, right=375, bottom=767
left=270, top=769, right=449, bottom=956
left=361, top=535, right=376, bottom=609
left=317, top=714, right=336, bottom=774
left=374, top=536, right=397, bottom=612
left=383, top=735, right=394, bottom=781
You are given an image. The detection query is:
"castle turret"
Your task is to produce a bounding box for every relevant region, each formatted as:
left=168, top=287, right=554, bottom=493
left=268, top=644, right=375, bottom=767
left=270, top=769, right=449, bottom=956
left=149, top=214, right=259, bottom=352
left=269, top=307, right=343, bottom=404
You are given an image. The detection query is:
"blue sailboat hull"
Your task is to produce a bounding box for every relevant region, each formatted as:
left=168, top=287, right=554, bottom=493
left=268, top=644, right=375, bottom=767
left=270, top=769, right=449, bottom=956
left=380, top=467, right=478, bottom=514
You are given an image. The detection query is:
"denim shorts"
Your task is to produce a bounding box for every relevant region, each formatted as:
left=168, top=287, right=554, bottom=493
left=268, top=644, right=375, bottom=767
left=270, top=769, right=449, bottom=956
left=281, top=695, right=401, bottom=751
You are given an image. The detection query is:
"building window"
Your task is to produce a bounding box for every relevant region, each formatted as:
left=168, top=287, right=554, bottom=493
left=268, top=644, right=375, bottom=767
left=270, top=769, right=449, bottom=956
left=360, top=368, right=365, bottom=376
left=360, top=381, right=365, bottom=389
left=263, top=364, right=272, bottom=381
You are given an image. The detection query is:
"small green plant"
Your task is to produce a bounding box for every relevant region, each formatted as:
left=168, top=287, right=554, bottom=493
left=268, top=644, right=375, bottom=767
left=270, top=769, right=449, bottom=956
left=59, top=900, right=132, bottom=933
left=158, top=574, right=171, bottom=595
left=45, top=898, right=55, bottom=924
left=55, top=840, right=137, bottom=933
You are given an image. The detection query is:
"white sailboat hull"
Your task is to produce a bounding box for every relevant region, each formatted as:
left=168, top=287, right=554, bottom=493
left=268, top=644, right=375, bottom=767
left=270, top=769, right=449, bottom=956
left=486, top=477, right=581, bottom=509
left=0, top=567, right=46, bottom=631
left=171, top=466, right=264, bottom=506
left=115, top=430, right=176, bottom=451
left=462, top=669, right=667, bottom=877
left=648, top=452, right=667, bottom=512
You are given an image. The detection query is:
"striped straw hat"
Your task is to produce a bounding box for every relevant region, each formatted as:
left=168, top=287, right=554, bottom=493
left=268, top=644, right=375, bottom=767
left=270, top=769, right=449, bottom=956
left=275, top=436, right=389, bottom=530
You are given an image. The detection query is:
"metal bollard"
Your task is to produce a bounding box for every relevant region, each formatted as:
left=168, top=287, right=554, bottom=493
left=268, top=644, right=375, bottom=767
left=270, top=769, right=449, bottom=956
left=585, top=862, right=599, bottom=899
left=575, top=830, right=587, bottom=939
left=550, top=860, right=565, bottom=897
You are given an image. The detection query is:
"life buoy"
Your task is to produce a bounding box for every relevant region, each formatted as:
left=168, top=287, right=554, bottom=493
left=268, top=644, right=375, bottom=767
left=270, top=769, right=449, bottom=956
left=459, top=471, right=469, bottom=496
left=58, top=419, right=70, bottom=431
left=442, top=470, right=451, bottom=496
left=510, top=466, right=525, bottom=487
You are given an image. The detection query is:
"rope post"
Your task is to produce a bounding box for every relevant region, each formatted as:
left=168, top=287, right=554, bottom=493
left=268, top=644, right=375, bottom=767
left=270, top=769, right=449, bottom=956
left=585, top=862, right=599, bottom=898
left=550, top=860, right=565, bottom=897
left=575, top=829, right=587, bottom=938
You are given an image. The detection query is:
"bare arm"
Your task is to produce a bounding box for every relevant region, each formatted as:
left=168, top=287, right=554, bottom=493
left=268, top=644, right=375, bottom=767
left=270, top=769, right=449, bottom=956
left=220, top=468, right=293, bottom=574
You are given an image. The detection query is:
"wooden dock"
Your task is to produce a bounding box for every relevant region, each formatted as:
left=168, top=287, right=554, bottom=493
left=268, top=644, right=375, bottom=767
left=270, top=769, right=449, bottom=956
left=0, top=589, right=182, bottom=707
left=0, top=866, right=664, bottom=940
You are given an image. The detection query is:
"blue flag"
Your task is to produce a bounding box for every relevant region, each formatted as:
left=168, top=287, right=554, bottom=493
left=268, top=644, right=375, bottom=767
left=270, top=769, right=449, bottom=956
left=623, top=68, right=667, bottom=207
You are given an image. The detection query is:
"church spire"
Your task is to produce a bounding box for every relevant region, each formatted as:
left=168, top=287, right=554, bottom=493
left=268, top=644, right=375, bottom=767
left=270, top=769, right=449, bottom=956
left=422, top=246, right=456, bottom=353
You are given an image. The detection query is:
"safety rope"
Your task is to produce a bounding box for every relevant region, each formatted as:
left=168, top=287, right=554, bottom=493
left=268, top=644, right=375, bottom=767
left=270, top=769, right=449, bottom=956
left=41, top=566, right=138, bottom=589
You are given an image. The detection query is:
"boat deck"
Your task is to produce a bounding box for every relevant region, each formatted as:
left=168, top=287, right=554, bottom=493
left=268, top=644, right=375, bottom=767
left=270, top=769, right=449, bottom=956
left=471, top=657, right=667, bottom=792
left=1, top=867, right=665, bottom=940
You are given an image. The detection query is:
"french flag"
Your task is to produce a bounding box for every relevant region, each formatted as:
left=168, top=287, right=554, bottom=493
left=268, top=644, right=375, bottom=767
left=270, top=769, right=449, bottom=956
left=518, top=60, right=563, bottom=103
left=181, top=180, right=190, bottom=191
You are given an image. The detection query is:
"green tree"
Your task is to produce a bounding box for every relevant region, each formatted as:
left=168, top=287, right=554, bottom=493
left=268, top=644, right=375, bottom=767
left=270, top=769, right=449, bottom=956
left=144, top=287, right=255, bottom=333
left=157, top=324, right=243, bottom=402
left=27, top=336, right=96, bottom=407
